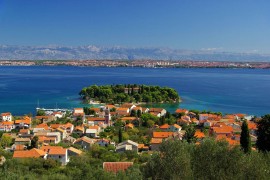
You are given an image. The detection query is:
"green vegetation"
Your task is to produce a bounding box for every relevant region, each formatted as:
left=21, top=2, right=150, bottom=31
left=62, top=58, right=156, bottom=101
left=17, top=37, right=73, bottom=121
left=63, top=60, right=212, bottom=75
left=240, top=120, right=251, bottom=153
left=79, top=84, right=180, bottom=104
left=143, top=139, right=270, bottom=180
left=183, top=125, right=196, bottom=143
left=256, top=114, right=270, bottom=152
left=1, top=139, right=270, bottom=179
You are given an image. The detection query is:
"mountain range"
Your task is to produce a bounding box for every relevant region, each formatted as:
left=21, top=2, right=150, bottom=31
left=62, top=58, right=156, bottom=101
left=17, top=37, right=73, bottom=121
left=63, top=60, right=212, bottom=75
left=0, top=45, right=270, bottom=61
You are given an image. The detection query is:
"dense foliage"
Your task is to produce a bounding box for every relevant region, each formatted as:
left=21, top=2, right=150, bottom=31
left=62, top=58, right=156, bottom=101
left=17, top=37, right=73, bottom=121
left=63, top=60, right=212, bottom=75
left=1, top=139, right=270, bottom=179
left=256, top=114, right=270, bottom=152
left=79, top=84, right=180, bottom=104
left=143, top=139, right=270, bottom=180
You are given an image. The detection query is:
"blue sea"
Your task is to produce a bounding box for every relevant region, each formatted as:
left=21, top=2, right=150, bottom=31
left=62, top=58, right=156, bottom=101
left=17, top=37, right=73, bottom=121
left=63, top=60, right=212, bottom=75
left=0, top=66, right=270, bottom=116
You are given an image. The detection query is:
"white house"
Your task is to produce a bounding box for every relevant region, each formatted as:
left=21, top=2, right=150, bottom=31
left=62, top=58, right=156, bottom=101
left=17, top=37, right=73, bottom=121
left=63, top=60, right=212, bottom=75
left=96, top=138, right=112, bottom=147
left=0, top=112, right=12, bottom=122
left=52, top=111, right=64, bottom=119
left=168, top=124, right=182, bottom=132
left=116, top=140, right=138, bottom=153
left=73, top=108, right=85, bottom=121
left=86, top=129, right=98, bottom=138
left=199, top=114, right=209, bottom=121
left=47, top=148, right=69, bottom=165
left=149, top=108, right=167, bottom=117
left=0, top=121, right=15, bottom=132
left=46, top=132, right=61, bottom=143
left=203, top=120, right=212, bottom=127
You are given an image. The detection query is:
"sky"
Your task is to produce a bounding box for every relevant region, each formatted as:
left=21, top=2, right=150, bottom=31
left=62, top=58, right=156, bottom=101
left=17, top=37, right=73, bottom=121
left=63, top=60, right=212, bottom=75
left=0, top=0, right=270, bottom=53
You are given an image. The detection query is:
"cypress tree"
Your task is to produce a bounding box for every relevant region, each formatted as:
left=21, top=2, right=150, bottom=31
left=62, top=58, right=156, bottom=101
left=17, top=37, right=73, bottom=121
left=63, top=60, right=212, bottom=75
left=137, top=110, right=142, bottom=118
left=240, top=120, right=251, bottom=153
left=118, top=128, right=123, bottom=143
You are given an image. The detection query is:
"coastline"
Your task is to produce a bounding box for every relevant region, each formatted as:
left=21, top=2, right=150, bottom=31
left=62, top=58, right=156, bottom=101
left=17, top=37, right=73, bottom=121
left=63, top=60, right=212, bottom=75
left=1, top=60, right=270, bottom=69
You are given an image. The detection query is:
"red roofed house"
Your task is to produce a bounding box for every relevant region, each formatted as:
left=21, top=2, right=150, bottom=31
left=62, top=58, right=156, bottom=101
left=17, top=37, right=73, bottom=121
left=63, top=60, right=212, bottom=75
left=168, top=124, right=182, bottom=132
left=216, top=135, right=240, bottom=146
left=175, top=109, right=189, bottom=115
left=63, top=122, right=74, bottom=134
left=116, top=107, right=130, bottom=116
left=103, top=162, right=133, bottom=173
left=73, top=108, right=85, bottom=121
left=35, top=116, right=54, bottom=123
left=211, top=125, right=233, bottom=138
left=116, top=140, right=138, bottom=153
left=87, top=117, right=105, bottom=126
left=195, top=130, right=206, bottom=139
left=152, top=132, right=174, bottom=139
left=35, top=123, right=50, bottom=130
left=247, top=121, right=257, bottom=136
left=86, top=125, right=101, bottom=138
left=0, top=121, right=15, bottom=132
left=15, top=116, right=32, bottom=129
left=73, top=125, right=85, bottom=136
left=13, top=148, right=46, bottom=159
left=47, top=147, right=69, bottom=165
left=149, top=108, right=166, bottom=117
left=0, top=112, right=12, bottom=121
left=121, top=117, right=137, bottom=123
left=150, top=138, right=163, bottom=151
left=51, top=111, right=64, bottom=119
left=74, top=136, right=96, bottom=150
left=159, top=124, right=170, bottom=131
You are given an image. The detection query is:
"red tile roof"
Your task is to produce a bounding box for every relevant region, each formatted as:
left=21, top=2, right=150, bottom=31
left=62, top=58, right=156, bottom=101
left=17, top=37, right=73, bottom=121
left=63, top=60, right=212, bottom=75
left=195, top=130, right=205, bottom=138
left=159, top=124, right=169, bottom=129
left=121, top=117, right=136, bottom=121
left=175, top=109, right=188, bottom=114
left=50, top=124, right=61, bottom=129
left=1, top=112, right=11, bottom=116
left=153, top=132, right=174, bottom=138
left=103, top=162, right=133, bottom=173
left=36, top=123, right=50, bottom=130
left=247, top=122, right=257, bottom=130
left=40, top=145, right=63, bottom=153
left=48, top=148, right=66, bottom=155
left=13, top=148, right=45, bottom=158
left=150, top=138, right=163, bottom=144
left=87, top=117, right=105, bottom=121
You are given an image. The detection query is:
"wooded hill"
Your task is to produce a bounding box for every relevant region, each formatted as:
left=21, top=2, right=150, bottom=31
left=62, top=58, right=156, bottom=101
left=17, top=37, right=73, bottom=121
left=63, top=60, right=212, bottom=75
left=79, top=84, right=180, bottom=104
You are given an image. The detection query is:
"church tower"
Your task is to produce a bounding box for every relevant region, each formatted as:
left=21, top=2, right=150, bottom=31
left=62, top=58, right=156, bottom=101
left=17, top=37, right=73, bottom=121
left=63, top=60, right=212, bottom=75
left=104, top=107, right=111, bottom=126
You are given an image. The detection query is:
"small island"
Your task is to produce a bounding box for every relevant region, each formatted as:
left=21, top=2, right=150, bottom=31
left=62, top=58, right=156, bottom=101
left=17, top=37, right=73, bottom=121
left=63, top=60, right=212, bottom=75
left=79, top=84, right=180, bottom=104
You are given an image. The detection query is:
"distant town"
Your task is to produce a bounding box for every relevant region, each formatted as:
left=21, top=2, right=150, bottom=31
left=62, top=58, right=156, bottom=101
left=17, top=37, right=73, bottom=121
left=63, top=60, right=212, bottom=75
left=1, top=60, right=270, bottom=69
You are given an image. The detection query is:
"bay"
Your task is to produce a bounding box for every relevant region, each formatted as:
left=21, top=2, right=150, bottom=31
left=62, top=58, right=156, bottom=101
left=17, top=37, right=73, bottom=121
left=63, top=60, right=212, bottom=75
left=0, top=66, right=269, bottom=116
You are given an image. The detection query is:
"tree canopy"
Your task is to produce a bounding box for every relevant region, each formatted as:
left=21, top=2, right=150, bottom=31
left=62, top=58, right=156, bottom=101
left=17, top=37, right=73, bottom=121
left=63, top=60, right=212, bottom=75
left=79, top=84, right=180, bottom=104
left=256, top=114, right=270, bottom=152
left=240, top=120, right=251, bottom=153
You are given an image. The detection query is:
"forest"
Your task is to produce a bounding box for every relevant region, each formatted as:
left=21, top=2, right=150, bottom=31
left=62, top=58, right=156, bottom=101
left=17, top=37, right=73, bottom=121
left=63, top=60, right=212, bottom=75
left=79, top=84, right=180, bottom=104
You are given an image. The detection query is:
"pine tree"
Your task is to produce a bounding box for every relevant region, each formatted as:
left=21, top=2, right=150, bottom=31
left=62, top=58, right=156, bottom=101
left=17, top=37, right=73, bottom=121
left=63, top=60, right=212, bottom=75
left=256, top=114, right=270, bottom=152
left=31, top=136, right=39, bottom=149
left=183, top=125, right=196, bottom=143
left=240, top=120, right=251, bottom=153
